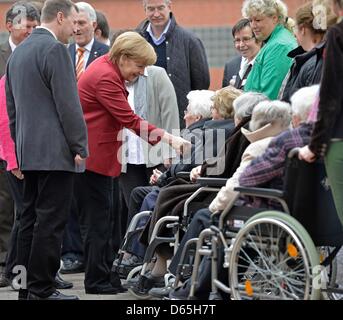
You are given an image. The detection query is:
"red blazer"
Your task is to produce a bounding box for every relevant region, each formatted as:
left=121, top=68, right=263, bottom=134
left=78, top=55, right=165, bottom=177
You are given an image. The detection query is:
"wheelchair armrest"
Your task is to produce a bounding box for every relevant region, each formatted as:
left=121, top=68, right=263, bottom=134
left=288, top=147, right=300, bottom=159
left=196, top=177, right=227, bottom=187
left=234, top=186, right=284, bottom=199
left=175, top=171, right=191, bottom=180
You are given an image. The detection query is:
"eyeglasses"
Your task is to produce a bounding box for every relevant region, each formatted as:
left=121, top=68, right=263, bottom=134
left=233, top=36, right=255, bottom=45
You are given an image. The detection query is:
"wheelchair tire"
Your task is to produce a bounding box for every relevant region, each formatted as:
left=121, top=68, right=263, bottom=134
left=229, top=213, right=320, bottom=300
left=126, top=266, right=152, bottom=300
left=319, top=247, right=343, bottom=300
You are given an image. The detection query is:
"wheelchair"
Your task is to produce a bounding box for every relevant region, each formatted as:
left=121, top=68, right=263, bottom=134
left=175, top=148, right=343, bottom=300
left=123, top=176, right=217, bottom=299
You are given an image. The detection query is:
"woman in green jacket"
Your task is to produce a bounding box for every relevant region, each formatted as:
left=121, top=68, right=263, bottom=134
left=242, top=0, right=297, bottom=99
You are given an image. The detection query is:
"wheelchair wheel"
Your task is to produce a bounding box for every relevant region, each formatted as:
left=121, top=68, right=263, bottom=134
left=319, top=247, right=343, bottom=300
left=127, top=266, right=152, bottom=300
left=229, top=214, right=320, bottom=300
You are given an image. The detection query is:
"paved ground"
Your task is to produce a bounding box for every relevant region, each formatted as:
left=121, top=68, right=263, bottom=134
left=0, top=272, right=137, bottom=300
left=1, top=248, right=342, bottom=300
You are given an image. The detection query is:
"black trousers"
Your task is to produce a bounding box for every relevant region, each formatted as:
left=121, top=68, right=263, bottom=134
left=169, top=208, right=211, bottom=275
left=127, top=186, right=153, bottom=228
left=61, top=198, right=84, bottom=262
left=74, top=170, right=114, bottom=290
left=4, top=171, right=24, bottom=279
left=0, top=169, right=14, bottom=265
left=17, top=171, right=74, bottom=298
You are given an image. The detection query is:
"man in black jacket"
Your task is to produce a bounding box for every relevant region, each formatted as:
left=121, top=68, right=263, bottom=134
left=138, top=0, right=210, bottom=128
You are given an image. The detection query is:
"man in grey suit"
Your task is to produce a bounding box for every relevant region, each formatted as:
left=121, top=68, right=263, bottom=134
left=0, top=1, right=40, bottom=288
left=6, top=0, right=88, bottom=300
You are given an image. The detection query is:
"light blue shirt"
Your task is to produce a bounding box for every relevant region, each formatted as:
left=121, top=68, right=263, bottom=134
left=146, top=19, right=171, bottom=46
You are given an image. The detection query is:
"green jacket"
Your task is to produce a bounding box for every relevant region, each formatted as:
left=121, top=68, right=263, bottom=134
left=244, top=24, right=297, bottom=99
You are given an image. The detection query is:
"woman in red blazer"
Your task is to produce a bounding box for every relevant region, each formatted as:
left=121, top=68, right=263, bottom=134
left=76, top=31, right=187, bottom=295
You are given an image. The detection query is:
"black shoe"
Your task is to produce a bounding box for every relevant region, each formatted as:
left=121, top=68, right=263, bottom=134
left=60, top=259, right=84, bottom=274
left=85, top=284, right=127, bottom=295
left=27, top=290, right=80, bottom=300
left=131, top=273, right=165, bottom=295
left=55, top=272, right=73, bottom=289
left=113, top=255, right=143, bottom=279
left=169, top=282, right=190, bottom=300
left=149, top=286, right=173, bottom=299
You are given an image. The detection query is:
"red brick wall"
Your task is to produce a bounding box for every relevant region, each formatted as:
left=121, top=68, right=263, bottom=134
left=0, top=0, right=307, bottom=89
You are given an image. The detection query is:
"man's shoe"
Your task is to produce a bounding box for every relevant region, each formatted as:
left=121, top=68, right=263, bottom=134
left=149, top=286, right=173, bottom=299
left=85, top=284, right=127, bottom=295
left=55, top=272, right=73, bottom=289
left=131, top=273, right=165, bottom=295
left=27, top=290, right=80, bottom=300
left=60, top=259, right=84, bottom=274
left=169, top=282, right=190, bottom=300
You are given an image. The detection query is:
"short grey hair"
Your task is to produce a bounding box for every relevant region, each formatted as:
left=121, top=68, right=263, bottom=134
left=187, top=90, right=215, bottom=119
left=75, top=1, right=96, bottom=22
left=290, top=85, right=319, bottom=122
left=242, top=0, right=288, bottom=25
left=233, top=92, right=269, bottom=120
left=142, top=0, right=171, bottom=7
left=249, top=100, right=291, bottom=132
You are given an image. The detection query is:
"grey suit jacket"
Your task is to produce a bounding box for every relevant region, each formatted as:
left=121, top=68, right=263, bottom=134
left=121, top=66, right=180, bottom=171
left=222, top=55, right=242, bottom=88
left=6, top=28, right=88, bottom=172
left=0, top=41, right=11, bottom=77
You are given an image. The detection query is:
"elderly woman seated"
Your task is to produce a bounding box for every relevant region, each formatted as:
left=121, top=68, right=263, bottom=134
left=134, top=99, right=292, bottom=296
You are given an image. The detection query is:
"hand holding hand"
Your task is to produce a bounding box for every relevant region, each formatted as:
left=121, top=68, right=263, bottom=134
left=163, top=133, right=191, bottom=156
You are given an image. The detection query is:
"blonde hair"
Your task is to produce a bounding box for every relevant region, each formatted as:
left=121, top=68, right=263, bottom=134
left=242, top=0, right=294, bottom=31
left=296, top=1, right=337, bottom=35
left=109, top=31, right=157, bottom=65
left=212, top=86, right=242, bottom=119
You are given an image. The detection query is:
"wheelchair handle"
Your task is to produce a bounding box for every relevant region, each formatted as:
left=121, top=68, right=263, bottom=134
left=287, top=147, right=301, bottom=159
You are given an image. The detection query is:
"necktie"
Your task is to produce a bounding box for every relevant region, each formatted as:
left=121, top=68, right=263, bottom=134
left=76, top=47, right=86, bottom=81
left=236, top=64, right=253, bottom=89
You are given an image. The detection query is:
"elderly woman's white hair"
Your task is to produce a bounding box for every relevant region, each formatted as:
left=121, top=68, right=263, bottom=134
left=249, top=100, right=291, bottom=132
left=242, top=0, right=289, bottom=26
left=233, top=92, right=269, bottom=121
left=75, top=1, right=97, bottom=22
left=290, top=85, right=319, bottom=122
left=186, top=90, right=215, bottom=119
